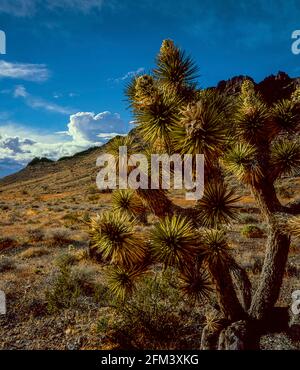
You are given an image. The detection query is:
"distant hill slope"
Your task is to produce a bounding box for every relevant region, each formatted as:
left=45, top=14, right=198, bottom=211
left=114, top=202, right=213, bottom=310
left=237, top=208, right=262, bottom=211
left=0, top=72, right=299, bottom=195
left=0, top=138, right=117, bottom=195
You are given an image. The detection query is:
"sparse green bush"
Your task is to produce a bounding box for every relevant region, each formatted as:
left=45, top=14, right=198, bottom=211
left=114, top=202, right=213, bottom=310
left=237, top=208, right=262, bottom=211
left=241, top=225, right=264, bottom=238
left=27, top=227, right=45, bottom=242
left=54, top=252, right=77, bottom=268
left=46, top=228, right=73, bottom=246
left=45, top=265, right=95, bottom=313
left=87, top=194, right=100, bottom=202
left=62, top=212, right=81, bottom=226
left=239, top=214, right=258, bottom=224
left=87, top=185, right=99, bottom=195
left=106, top=270, right=203, bottom=349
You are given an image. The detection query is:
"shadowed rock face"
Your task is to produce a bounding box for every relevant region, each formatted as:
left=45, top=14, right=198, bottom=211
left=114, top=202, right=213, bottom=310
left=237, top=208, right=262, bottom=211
left=27, top=157, right=54, bottom=167
left=215, top=71, right=300, bottom=105
left=257, top=71, right=298, bottom=105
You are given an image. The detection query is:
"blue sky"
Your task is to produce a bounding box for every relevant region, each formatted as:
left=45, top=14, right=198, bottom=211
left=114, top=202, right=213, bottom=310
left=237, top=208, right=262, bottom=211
left=0, top=0, right=300, bottom=177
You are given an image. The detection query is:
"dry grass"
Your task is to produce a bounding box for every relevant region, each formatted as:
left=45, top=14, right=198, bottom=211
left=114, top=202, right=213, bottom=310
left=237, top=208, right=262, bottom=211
left=0, top=152, right=299, bottom=349
left=19, top=247, right=50, bottom=259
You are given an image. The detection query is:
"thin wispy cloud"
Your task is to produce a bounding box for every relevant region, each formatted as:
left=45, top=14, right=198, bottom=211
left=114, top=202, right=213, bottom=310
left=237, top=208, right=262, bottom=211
left=0, top=61, right=49, bottom=82
left=0, top=0, right=36, bottom=17
left=48, top=0, right=106, bottom=14
left=13, top=85, right=74, bottom=115
left=110, top=67, right=144, bottom=83
left=0, top=0, right=107, bottom=17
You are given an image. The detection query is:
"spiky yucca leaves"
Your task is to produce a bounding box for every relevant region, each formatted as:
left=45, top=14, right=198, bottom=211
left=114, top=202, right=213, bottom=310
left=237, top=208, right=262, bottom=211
left=106, top=135, right=136, bottom=159
left=204, top=310, right=225, bottom=332
left=106, top=264, right=148, bottom=300
left=124, top=71, right=148, bottom=109
left=179, top=268, right=212, bottom=304
left=288, top=216, right=300, bottom=238
left=236, top=79, right=280, bottom=142
left=223, top=142, right=263, bottom=184
left=198, top=89, right=235, bottom=120
left=112, top=189, right=146, bottom=218
left=272, top=99, right=300, bottom=134
left=150, top=214, right=200, bottom=269
left=125, top=75, right=138, bottom=109
left=270, top=139, right=300, bottom=179
left=197, top=182, right=240, bottom=227
left=234, top=101, right=272, bottom=143
left=134, top=74, right=158, bottom=108
left=200, top=229, right=231, bottom=267
left=154, top=39, right=198, bottom=101
left=105, top=135, right=141, bottom=176
left=135, top=90, right=181, bottom=153
left=173, top=100, right=227, bottom=163
left=291, top=86, right=300, bottom=103
left=89, top=211, right=147, bottom=267
left=239, top=79, right=261, bottom=109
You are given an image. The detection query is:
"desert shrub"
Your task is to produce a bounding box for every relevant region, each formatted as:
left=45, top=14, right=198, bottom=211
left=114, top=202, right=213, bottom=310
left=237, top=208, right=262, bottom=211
left=87, top=185, right=99, bottom=195
left=286, top=262, right=300, bottom=278
left=239, top=214, right=258, bottom=224
left=26, top=227, right=45, bottom=242
left=20, top=247, right=49, bottom=259
left=73, top=248, right=90, bottom=262
left=45, top=265, right=95, bottom=313
left=62, top=212, right=81, bottom=226
left=241, top=225, right=264, bottom=238
left=0, top=256, right=16, bottom=272
left=93, top=283, right=112, bottom=305
left=54, top=252, right=77, bottom=268
left=87, top=194, right=101, bottom=202
left=245, top=256, right=264, bottom=274
left=24, top=298, right=48, bottom=317
left=46, top=228, right=73, bottom=246
left=106, top=270, right=203, bottom=349
left=80, top=212, right=91, bottom=224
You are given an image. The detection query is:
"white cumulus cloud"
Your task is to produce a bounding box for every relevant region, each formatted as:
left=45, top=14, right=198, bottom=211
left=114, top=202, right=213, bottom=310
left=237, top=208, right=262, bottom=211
left=0, top=110, right=129, bottom=177
left=67, top=111, right=128, bottom=144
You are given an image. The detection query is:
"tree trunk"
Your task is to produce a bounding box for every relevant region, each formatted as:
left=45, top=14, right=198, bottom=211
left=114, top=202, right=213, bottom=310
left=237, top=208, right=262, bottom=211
left=200, top=326, right=221, bottom=350
left=210, top=263, right=246, bottom=322
left=217, top=320, right=261, bottom=350
left=136, top=187, right=200, bottom=222
left=250, top=178, right=282, bottom=219
left=249, top=224, right=290, bottom=320
left=230, top=262, right=252, bottom=311
left=136, top=188, right=174, bottom=217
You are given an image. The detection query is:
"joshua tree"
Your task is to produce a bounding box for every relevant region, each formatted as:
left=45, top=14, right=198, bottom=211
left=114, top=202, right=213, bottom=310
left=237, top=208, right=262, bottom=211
left=89, top=40, right=300, bottom=349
